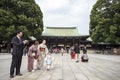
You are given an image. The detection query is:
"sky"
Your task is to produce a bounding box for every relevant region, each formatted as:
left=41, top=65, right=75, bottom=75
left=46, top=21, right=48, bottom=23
left=35, top=0, right=97, bottom=35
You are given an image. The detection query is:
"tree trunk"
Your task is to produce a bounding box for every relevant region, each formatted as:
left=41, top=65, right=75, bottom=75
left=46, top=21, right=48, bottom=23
left=7, top=39, right=11, bottom=53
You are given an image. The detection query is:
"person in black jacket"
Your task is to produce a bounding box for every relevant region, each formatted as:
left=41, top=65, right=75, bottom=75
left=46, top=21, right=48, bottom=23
left=10, top=31, right=28, bottom=78
left=74, top=43, right=80, bottom=62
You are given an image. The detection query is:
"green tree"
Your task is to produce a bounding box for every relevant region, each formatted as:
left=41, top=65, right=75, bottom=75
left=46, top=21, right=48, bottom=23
left=90, top=0, right=120, bottom=44
left=0, top=0, right=43, bottom=52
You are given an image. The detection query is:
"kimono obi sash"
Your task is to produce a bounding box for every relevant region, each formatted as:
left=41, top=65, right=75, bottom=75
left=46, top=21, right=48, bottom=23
left=32, top=50, right=37, bottom=53
left=40, top=47, right=45, bottom=52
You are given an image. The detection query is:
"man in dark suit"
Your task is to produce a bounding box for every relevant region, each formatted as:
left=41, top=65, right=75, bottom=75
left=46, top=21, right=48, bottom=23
left=10, top=31, right=28, bottom=78
left=74, top=43, right=80, bottom=63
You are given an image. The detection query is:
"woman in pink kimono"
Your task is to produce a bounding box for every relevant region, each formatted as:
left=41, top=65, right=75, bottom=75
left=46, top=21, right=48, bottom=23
left=27, top=40, right=39, bottom=72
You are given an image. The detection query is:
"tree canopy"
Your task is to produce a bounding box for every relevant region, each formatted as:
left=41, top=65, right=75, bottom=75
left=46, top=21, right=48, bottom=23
left=90, top=0, right=120, bottom=44
left=0, top=0, right=43, bottom=45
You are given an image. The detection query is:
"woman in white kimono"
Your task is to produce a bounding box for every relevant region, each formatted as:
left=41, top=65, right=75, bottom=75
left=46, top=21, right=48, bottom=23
left=37, top=39, right=48, bottom=69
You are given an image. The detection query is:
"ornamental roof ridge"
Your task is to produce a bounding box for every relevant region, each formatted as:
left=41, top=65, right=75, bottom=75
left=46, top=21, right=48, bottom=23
left=46, top=26, right=77, bottom=29
left=41, top=26, right=84, bottom=37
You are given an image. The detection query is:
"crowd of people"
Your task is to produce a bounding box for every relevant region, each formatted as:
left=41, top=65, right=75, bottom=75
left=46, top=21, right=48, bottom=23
left=69, top=44, right=89, bottom=63
left=9, top=30, right=89, bottom=79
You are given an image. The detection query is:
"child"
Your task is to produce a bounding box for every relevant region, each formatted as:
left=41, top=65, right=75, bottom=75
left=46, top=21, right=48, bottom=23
left=81, top=46, right=89, bottom=62
left=61, top=48, right=64, bottom=56
left=45, top=53, right=52, bottom=71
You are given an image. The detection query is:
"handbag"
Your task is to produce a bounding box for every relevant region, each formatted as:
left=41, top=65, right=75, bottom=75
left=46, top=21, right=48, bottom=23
left=32, top=53, right=35, bottom=56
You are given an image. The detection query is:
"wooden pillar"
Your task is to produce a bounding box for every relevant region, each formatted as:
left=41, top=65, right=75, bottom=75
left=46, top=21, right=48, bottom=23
left=56, top=37, right=58, bottom=47
left=65, top=37, right=66, bottom=47
left=46, top=38, right=49, bottom=48
left=47, top=38, right=49, bottom=47
left=73, top=38, right=74, bottom=45
left=79, top=38, right=80, bottom=45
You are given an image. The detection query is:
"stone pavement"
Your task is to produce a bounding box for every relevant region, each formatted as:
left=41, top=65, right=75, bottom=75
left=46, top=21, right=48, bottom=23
left=0, top=52, right=120, bottom=80
left=0, top=53, right=11, bottom=60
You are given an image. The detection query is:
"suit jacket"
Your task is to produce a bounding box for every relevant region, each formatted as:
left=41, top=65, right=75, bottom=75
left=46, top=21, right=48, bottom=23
left=74, top=45, right=80, bottom=53
left=11, top=36, right=24, bottom=56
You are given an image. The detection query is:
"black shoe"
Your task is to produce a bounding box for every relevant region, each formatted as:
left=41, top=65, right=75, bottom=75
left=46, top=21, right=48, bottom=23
left=37, top=68, right=41, bottom=70
left=28, top=70, right=32, bottom=72
left=16, top=73, right=23, bottom=76
left=76, top=61, right=79, bottom=63
left=47, top=69, right=49, bottom=71
left=10, top=75, right=14, bottom=78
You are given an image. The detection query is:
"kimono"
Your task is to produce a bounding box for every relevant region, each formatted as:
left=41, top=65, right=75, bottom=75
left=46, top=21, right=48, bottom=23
left=37, top=43, right=48, bottom=69
left=70, top=46, right=74, bottom=59
left=61, top=48, right=64, bottom=56
left=27, top=45, right=38, bottom=72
